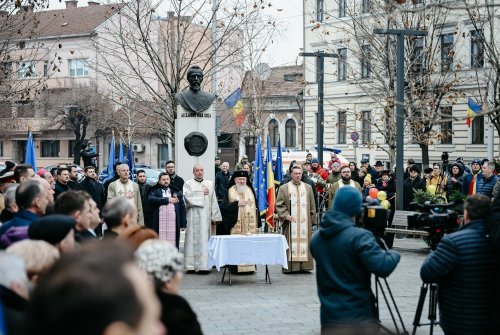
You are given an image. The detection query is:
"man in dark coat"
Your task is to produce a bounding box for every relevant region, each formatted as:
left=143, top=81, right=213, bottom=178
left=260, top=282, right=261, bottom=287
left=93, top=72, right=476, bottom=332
left=165, top=160, right=184, bottom=192
left=215, top=162, right=232, bottom=203
left=54, top=167, right=72, bottom=200
left=310, top=187, right=400, bottom=332
left=403, top=165, right=426, bottom=210
left=148, top=172, right=186, bottom=249
left=137, top=169, right=152, bottom=228
left=421, top=194, right=496, bottom=335
left=79, top=166, right=105, bottom=210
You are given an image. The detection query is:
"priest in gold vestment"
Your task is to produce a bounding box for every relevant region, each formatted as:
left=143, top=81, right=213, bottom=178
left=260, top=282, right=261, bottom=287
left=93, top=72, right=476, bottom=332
left=276, top=165, right=316, bottom=273
left=219, top=170, right=261, bottom=235
left=219, top=170, right=261, bottom=273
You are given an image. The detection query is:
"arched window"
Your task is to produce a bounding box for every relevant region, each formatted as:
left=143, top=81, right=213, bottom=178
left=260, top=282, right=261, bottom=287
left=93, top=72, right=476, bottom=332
left=268, top=119, right=279, bottom=147
left=285, top=119, right=296, bottom=147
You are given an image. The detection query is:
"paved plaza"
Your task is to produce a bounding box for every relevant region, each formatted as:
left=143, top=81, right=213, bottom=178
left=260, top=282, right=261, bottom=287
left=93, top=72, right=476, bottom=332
left=181, top=237, right=443, bottom=335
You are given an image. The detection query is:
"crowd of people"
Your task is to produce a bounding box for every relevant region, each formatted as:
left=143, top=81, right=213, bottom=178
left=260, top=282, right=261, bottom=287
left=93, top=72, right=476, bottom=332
left=0, top=152, right=499, bottom=335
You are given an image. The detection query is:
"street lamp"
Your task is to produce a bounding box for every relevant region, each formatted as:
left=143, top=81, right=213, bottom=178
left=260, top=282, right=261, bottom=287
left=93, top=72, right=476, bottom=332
left=299, top=51, right=338, bottom=165
left=373, top=28, right=427, bottom=210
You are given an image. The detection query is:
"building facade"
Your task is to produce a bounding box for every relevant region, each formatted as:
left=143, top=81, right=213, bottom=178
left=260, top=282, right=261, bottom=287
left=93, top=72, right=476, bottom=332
left=302, top=0, right=499, bottom=168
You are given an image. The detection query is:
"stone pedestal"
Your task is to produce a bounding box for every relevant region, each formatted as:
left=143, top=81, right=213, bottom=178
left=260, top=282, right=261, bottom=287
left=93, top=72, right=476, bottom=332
left=175, top=104, right=216, bottom=183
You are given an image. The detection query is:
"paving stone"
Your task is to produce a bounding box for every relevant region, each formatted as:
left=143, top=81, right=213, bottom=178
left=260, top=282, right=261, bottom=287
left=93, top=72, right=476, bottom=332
left=181, top=238, right=443, bottom=335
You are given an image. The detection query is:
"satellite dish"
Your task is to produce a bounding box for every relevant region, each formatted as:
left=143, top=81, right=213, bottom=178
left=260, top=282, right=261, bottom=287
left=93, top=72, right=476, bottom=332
left=254, top=63, right=271, bottom=81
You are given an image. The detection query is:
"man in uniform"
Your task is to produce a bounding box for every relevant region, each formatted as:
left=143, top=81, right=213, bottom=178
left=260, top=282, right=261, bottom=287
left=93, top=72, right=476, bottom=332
left=183, top=164, right=222, bottom=273
left=276, top=165, right=316, bottom=273
left=107, top=164, right=144, bottom=226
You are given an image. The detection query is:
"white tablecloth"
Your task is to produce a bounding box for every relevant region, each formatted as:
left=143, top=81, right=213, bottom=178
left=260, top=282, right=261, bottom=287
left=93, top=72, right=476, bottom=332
left=207, top=234, right=289, bottom=271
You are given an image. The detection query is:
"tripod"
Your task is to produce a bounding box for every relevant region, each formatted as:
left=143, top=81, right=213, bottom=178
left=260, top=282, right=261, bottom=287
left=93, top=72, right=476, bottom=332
left=374, top=238, right=409, bottom=335
left=412, top=283, right=439, bottom=335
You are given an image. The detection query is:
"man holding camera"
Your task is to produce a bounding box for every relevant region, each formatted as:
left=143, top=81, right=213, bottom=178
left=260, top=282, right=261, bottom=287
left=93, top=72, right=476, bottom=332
left=420, top=194, right=496, bottom=335
left=310, top=187, right=400, bottom=334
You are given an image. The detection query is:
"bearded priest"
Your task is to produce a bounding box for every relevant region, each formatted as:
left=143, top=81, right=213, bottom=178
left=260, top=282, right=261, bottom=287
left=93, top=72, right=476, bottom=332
left=276, top=164, right=316, bottom=273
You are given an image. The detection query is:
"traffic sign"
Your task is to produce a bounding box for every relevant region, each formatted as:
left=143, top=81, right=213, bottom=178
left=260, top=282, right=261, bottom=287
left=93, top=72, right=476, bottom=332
left=351, top=131, right=359, bottom=142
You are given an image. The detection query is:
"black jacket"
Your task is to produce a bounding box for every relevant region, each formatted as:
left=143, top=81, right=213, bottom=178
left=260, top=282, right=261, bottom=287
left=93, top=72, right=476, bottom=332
left=157, top=290, right=202, bottom=335
left=79, top=177, right=105, bottom=210
left=403, top=175, right=426, bottom=210
left=54, top=181, right=71, bottom=200
left=421, top=220, right=496, bottom=335
left=168, top=174, right=184, bottom=193
left=138, top=182, right=152, bottom=227
left=215, top=171, right=232, bottom=201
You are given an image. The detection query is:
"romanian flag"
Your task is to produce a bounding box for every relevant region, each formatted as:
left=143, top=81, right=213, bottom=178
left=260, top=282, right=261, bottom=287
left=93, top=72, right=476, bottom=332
left=253, top=136, right=267, bottom=217
left=224, top=88, right=245, bottom=126
left=266, top=136, right=275, bottom=228
left=467, top=97, right=481, bottom=127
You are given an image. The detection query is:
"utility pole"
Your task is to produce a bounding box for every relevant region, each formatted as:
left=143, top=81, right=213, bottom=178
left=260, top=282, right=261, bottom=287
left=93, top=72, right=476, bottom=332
left=373, top=29, right=427, bottom=210
left=299, top=51, right=337, bottom=166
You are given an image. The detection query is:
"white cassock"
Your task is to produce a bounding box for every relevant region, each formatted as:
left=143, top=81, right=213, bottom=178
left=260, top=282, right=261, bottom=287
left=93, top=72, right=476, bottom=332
left=183, top=178, right=222, bottom=271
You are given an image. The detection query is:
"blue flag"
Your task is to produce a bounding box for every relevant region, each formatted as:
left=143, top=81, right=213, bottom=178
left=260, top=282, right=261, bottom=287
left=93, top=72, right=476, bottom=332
left=118, top=137, right=124, bottom=163
left=25, top=129, right=37, bottom=172
left=106, top=134, right=115, bottom=180
left=274, top=136, right=283, bottom=185
left=253, top=136, right=267, bottom=215
left=127, top=141, right=134, bottom=180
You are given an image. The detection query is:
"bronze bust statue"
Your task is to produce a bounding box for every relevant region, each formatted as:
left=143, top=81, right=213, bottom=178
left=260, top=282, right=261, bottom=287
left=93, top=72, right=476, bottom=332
left=175, top=65, right=216, bottom=114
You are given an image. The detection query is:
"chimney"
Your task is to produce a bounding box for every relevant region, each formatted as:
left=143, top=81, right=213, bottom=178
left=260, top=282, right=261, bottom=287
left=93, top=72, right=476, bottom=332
left=65, top=1, right=78, bottom=8
left=87, top=1, right=99, bottom=6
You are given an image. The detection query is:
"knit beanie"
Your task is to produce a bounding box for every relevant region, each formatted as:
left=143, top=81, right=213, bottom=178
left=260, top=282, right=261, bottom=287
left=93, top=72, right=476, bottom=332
left=28, top=214, right=76, bottom=245
left=333, top=187, right=363, bottom=217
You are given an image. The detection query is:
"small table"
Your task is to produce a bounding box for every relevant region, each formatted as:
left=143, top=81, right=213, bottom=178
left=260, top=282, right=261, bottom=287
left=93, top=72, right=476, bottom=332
left=207, top=234, right=289, bottom=285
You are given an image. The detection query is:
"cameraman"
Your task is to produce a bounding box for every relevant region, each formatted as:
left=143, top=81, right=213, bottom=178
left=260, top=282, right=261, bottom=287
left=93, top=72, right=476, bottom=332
left=310, top=187, right=400, bottom=334
left=420, top=194, right=496, bottom=335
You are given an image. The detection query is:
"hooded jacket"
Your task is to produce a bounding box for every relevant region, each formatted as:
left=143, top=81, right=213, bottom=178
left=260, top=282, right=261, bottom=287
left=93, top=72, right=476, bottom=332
left=446, top=163, right=465, bottom=198
left=310, top=210, right=400, bottom=326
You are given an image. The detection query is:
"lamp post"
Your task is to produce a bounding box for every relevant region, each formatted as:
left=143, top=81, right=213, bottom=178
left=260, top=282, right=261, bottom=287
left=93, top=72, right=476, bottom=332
left=299, top=50, right=338, bottom=166
left=373, top=29, right=427, bottom=210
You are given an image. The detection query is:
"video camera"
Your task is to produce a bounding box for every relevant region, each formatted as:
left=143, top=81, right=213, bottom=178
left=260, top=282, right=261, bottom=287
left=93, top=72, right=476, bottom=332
left=407, top=201, right=461, bottom=250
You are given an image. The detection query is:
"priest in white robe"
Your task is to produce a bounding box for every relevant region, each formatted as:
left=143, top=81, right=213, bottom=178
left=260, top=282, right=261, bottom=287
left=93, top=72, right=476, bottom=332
left=183, top=164, right=222, bottom=273
left=276, top=164, right=316, bottom=273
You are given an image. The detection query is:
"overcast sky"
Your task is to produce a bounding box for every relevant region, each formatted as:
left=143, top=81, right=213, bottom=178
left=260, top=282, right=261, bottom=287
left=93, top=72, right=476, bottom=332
left=47, top=0, right=303, bottom=68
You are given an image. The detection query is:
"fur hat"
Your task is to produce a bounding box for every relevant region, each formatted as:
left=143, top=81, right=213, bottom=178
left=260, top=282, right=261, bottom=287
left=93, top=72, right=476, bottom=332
left=135, top=239, right=184, bottom=284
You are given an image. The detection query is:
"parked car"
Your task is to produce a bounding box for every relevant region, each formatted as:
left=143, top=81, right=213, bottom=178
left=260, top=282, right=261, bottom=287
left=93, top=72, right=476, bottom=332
left=133, top=168, right=161, bottom=186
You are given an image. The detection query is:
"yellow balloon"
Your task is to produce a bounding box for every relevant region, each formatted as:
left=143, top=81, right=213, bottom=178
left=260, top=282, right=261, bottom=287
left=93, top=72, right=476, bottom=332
left=427, top=184, right=436, bottom=195
left=381, top=200, right=391, bottom=209
left=377, top=191, right=387, bottom=201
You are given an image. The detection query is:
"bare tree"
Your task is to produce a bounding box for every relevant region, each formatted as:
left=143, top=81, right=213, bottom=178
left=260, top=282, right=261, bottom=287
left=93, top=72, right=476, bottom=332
left=93, top=0, right=278, bottom=146
left=42, top=85, right=113, bottom=165
left=306, top=0, right=469, bottom=166
left=0, top=1, right=59, bottom=103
